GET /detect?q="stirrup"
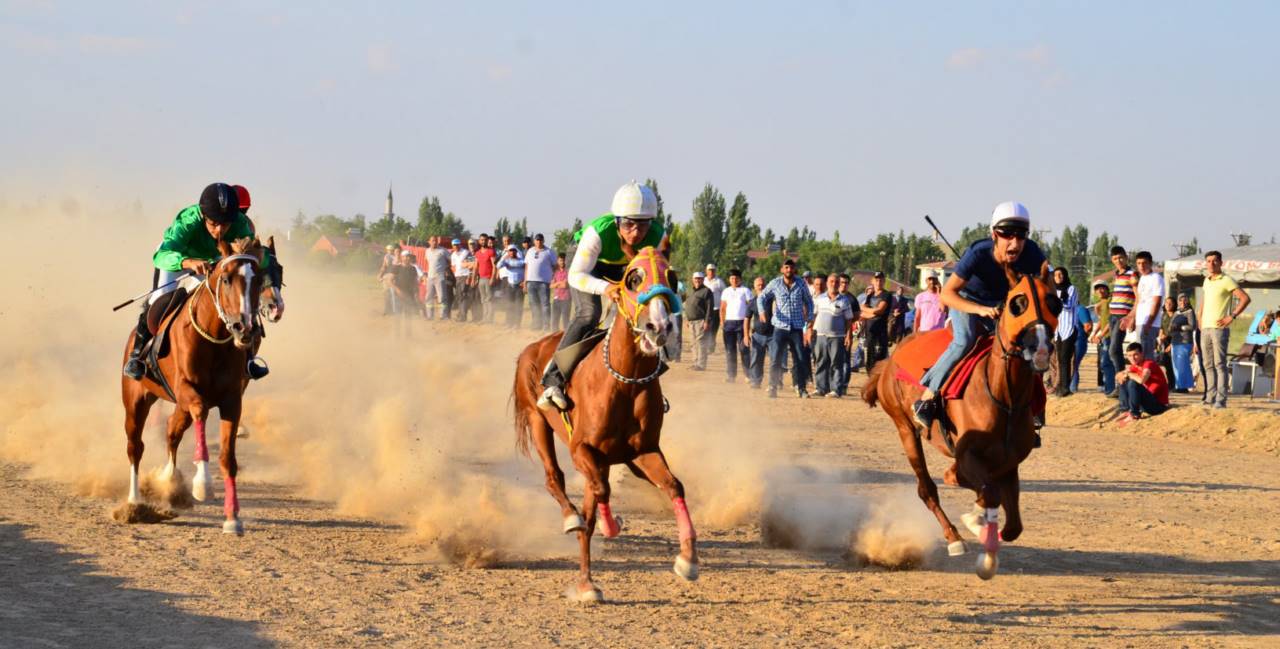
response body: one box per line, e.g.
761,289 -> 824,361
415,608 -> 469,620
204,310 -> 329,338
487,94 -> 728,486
247,356 -> 270,380
912,397 -> 938,429
537,385 -> 568,411
123,355 -> 145,381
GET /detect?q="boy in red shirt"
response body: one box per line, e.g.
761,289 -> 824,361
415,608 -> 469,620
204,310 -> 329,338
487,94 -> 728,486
1116,342 -> 1169,423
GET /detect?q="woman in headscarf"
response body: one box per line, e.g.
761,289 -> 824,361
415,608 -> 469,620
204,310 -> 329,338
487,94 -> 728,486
1052,266 -> 1079,397
1168,293 -> 1198,392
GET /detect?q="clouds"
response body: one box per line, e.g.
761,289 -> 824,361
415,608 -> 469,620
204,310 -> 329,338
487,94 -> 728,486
78,34 -> 147,55
367,44 -> 397,74
945,44 -> 1065,87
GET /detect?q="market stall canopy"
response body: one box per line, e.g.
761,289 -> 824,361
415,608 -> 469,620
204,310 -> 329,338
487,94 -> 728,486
1164,243 -> 1280,288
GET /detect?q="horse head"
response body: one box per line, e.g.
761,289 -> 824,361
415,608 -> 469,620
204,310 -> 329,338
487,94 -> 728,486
258,235 -> 285,323
997,271 -> 1062,372
615,246 -> 682,356
210,237 -> 266,350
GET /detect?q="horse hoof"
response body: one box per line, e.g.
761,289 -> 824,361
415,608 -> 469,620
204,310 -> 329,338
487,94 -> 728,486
222,518 -> 244,536
674,555 -> 699,582
562,513 -> 585,534
947,540 -> 967,557
975,551 -> 999,580
565,584 -> 604,603
961,510 -> 985,538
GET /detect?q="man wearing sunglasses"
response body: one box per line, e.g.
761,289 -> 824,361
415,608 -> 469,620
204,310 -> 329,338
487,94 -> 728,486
537,181 -> 670,410
913,201 -> 1049,430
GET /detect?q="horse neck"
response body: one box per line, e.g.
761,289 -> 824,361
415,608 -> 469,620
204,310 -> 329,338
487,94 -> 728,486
189,276 -> 229,341
987,326 -> 1031,405
603,308 -> 657,377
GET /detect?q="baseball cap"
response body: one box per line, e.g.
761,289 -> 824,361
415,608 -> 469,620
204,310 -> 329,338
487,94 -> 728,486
451,238 -> 462,245
705,263 -> 716,270
506,244 -> 518,251
400,249 -> 412,256
692,271 -> 705,279
873,271 -> 886,279
534,233 -> 544,241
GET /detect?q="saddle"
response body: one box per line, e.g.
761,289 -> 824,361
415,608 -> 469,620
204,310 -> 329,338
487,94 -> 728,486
139,288 -> 189,401
893,328 -> 993,400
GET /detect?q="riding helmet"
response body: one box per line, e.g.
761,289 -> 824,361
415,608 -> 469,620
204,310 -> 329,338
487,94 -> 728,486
233,184 -> 252,213
990,201 -> 1031,231
199,182 -> 240,224
611,181 -> 658,220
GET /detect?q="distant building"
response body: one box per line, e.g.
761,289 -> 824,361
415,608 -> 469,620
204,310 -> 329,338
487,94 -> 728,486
915,260 -> 956,290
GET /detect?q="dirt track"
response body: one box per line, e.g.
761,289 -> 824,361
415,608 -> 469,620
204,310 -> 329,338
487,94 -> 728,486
2,318 -> 1278,648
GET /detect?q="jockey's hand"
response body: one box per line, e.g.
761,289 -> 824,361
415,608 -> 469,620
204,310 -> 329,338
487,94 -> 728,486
605,283 -> 623,302
181,258 -> 213,276
976,305 -> 999,319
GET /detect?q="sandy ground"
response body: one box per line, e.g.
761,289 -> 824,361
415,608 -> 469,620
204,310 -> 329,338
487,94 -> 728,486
2,316 -> 1279,648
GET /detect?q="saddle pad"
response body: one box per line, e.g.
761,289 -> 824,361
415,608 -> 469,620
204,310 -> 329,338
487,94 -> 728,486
893,330 -> 994,400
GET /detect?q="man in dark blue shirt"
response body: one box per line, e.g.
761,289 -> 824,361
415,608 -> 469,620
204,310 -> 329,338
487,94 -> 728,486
914,201 -> 1050,429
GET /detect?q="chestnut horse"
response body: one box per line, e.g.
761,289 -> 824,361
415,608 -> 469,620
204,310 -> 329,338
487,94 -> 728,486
513,247 -> 697,602
863,271 -> 1060,578
120,237 -> 268,535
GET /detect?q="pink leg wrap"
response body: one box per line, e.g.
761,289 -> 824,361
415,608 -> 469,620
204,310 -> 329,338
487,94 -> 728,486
981,522 -> 1000,553
673,497 -> 696,543
193,420 -> 209,462
224,476 -> 239,518
597,503 -> 620,538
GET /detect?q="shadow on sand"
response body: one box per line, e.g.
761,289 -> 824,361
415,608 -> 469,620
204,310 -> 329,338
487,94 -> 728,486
0,519 -> 272,648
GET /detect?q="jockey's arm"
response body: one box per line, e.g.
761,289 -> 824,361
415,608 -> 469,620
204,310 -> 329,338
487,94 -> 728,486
938,274 -> 997,318
567,226 -> 610,296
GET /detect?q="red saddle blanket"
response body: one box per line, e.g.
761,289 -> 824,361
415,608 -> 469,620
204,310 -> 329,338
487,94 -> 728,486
893,328 -> 993,400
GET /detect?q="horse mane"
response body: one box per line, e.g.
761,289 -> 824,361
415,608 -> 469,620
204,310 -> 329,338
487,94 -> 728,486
230,237 -> 258,256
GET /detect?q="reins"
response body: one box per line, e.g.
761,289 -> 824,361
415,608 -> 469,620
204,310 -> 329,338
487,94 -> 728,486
187,253 -> 263,346
982,275 -> 1050,451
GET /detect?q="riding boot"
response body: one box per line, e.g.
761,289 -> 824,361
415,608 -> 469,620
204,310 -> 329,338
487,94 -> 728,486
537,361 -> 569,411
123,312 -> 151,380
912,395 -> 940,430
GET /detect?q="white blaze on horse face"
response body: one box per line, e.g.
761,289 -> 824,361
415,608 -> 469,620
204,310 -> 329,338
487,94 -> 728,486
644,297 -> 671,353
269,286 -> 284,321
1030,324 -> 1052,371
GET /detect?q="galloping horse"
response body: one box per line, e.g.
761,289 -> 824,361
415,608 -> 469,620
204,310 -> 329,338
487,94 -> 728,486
512,247 -> 697,602
120,237 -> 268,535
863,269 -> 1060,578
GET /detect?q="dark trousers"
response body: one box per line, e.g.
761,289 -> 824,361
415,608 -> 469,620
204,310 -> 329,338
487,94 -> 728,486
1108,315 -> 1127,388
1055,331 -> 1076,396
722,320 -> 749,380
770,329 -> 807,391
552,298 -> 571,331
1118,379 -> 1167,417
864,329 -> 889,373
707,310 -> 720,352
748,331 -> 771,386
813,335 -> 846,395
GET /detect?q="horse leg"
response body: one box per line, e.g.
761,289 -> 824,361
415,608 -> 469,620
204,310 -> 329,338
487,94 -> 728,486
530,414 -> 583,533
567,444 -> 605,602
956,452 -> 1002,579
889,410 -> 964,556
218,402 -> 244,536
630,450 -> 699,581
123,393 -> 155,505
997,468 -> 1023,543
162,408 -> 193,481
594,464 -> 622,538
190,410 -> 215,502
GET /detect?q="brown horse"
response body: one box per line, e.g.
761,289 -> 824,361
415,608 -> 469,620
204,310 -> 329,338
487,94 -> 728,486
120,237 -> 267,535
512,247 -> 697,602
863,271 -> 1060,578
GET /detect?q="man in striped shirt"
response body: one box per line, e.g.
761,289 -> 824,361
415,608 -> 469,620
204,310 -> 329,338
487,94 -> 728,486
1106,245 -> 1137,397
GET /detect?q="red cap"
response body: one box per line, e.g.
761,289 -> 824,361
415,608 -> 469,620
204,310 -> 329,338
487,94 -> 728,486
232,185 -> 251,211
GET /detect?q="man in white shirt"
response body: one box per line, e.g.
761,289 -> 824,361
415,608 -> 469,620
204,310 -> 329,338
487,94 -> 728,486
1133,250 -> 1165,356
718,268 -> 754,383
703,263 -> 726,353
450,238 -> 477,322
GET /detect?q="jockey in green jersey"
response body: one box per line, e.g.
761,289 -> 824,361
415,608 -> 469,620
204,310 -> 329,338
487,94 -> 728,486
538,181 -> 670,410
123,182 -> 260,380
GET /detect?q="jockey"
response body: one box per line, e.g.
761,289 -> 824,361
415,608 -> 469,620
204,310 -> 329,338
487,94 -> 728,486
123,182 -> 259,380
912,201 -> 1050,429
537,181 -> 669,410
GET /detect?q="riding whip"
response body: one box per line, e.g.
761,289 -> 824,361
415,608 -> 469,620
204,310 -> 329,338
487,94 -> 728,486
111,271 -> 192,311
924,215 -> 962,260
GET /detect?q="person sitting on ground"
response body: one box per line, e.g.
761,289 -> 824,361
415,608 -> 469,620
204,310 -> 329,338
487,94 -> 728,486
913,201 -> 1049,429
1115,341 -> 1170,423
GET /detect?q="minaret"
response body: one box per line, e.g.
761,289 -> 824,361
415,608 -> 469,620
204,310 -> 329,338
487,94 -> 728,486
384,183 -> 394,219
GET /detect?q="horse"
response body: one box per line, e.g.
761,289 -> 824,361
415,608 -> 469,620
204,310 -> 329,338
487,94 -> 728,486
119,237 -> 268,535
862,270 -> 1061,579
512,247 -> 697,602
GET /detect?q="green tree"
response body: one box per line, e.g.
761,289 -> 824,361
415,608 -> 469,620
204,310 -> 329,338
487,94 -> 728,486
720,192 -> 754,271
643,178 -> 669,231
679,183 -> 726,273
553,217 -> 584,255
954,221 -> 991,255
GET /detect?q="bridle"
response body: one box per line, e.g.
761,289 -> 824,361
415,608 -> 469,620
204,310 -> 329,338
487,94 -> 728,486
603,249 -> 683,385
189,253 -> 262,345
983,274 -> 1056,450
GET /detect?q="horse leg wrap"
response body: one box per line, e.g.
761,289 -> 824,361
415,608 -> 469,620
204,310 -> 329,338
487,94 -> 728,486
597,503 -> 620,538
673,497 -> 696,543
981,508 -> 1000,553
193,420 -> 209,463
224,477 -> 240,518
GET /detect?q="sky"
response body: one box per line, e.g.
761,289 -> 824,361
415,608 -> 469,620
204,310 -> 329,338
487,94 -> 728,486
2,0 -> 1277,254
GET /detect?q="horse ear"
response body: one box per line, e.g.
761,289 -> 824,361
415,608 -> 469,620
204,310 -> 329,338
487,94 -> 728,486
266,235 -> 276,252
217,238 -> 233,258
1002,263 -> 1020,291
667,268 -> 679,290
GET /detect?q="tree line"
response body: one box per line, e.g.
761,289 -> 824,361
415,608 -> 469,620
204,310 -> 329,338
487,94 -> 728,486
286,184 -> 1126,293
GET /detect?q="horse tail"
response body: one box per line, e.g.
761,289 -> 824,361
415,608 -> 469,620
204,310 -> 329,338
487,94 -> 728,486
862,360 -> 886,408
512,347 -> 538,458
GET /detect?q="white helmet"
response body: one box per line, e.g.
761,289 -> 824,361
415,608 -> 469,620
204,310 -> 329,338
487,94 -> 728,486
611,181 -> 658,220
990,201 -> 1031,230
